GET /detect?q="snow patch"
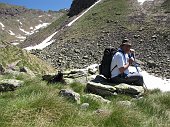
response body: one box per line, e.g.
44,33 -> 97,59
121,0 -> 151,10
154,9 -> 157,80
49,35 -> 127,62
19,27 -> 30,35
12,42 -> 19,45
39,15 -> 43,17
24,31 -> 58,50
34,23 -> 50,31
30,27 -> 33,30
66,0 -> 102,27
138,0 -> 154,5
8,30 -> 15,35
16,35 -> 26,40
129,66 -> 170,92
0,22 -> 5,30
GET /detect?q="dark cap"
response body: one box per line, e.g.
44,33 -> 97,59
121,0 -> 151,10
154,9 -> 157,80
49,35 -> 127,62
120,39 -> 132,47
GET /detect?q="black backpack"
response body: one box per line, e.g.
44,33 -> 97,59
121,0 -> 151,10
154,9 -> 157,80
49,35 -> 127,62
99,48 -> 117,79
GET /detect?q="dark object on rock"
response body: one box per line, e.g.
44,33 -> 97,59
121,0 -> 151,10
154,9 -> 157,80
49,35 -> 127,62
59,89 -> 80,104
0,64 -> 5,75
20,67 -> 35,77
42,71 -> 66,84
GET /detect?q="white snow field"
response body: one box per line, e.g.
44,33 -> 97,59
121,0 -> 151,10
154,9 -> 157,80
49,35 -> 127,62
24,31 -> 58,50
129,66 -> 170,92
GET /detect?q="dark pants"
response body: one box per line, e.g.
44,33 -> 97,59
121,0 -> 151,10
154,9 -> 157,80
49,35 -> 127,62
111,72 -> 144,86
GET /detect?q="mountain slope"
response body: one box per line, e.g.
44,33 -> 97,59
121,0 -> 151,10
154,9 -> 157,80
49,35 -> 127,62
0,3 -> 66,45
0,41 -> 55,74
23,0 -> 170,78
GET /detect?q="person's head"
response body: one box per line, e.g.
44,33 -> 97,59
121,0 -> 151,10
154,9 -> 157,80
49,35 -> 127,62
120,39 -> 132,53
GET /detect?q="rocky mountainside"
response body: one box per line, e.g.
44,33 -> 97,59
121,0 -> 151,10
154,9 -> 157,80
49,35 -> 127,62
0,3 -> 66,45
20,0 -> 169,78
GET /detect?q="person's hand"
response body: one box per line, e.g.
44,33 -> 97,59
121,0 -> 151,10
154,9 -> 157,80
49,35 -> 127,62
129,58 -> 134,65
130,49 -> 135,54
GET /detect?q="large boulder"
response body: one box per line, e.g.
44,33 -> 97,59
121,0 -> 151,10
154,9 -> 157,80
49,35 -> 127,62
0,79 -> 24,91
114,83 -> 145,95
59,89 -> 81,104
84,94 -> 111,104
86,81 -> 145,97
86,81 -> 117,96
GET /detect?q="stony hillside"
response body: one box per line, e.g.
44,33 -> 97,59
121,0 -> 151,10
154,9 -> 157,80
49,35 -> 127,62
21,0 -> 169,79
0,3 -> 66,45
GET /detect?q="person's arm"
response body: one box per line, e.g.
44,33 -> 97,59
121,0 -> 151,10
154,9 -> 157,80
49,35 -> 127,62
118,57 -> 134,74
119,63 -> 130,74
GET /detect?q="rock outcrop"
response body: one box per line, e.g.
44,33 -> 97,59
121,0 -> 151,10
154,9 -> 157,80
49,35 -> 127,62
0,79 -> 24,91
68,0 -> 97,17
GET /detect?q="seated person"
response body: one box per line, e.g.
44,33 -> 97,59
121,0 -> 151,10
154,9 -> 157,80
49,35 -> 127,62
110,39 -> 144,86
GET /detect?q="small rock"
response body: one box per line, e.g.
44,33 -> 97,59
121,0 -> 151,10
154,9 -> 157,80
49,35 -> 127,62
84,94 -> 111,104
117,101 -> 132,107
88,68 -> 97,75
59,89 -> 80,104
94,109 -> 111,117
80,103 -> 89,110
0,79 -> 24,91
152,35 -> 157,39
83,56 -> 88,59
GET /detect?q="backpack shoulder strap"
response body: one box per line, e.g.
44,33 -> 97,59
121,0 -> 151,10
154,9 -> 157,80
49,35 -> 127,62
110,50 -> 126,73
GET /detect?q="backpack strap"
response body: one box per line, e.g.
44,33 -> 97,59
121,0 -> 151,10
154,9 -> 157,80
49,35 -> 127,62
110,49 -> 126,73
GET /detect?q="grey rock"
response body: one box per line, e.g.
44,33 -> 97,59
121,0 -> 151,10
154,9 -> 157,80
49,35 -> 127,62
59,89 -> 80,104
0,79 -> 24,91
64,69 -> 87,79
7,60 -> 20,71
152,35 -> 157,39
88,68 -> 97,75
114,83 -> 145,95
116,101 -> 132,107
84,94 -> 111,104
80,103 -> 89,110
83,55 -> 88,59
86,81 -> 117,96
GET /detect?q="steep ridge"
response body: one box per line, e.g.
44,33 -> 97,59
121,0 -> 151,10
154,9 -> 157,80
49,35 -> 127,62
0,3 -> 66,45
24,0 -> 169,78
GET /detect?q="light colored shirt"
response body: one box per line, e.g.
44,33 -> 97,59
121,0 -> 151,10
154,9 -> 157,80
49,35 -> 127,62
110,50 -> 130,78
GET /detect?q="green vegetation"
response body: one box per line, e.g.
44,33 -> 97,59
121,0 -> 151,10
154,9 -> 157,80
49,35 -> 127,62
0,71 -> 169,127
0,41 -> 55,74
60,0 -> 129,41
